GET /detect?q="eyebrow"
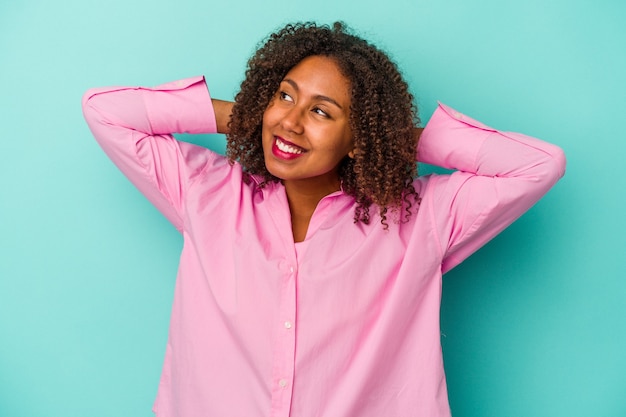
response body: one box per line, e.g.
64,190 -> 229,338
282,78 -> 344,110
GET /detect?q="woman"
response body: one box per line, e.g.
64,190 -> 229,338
83,22 -> 565,417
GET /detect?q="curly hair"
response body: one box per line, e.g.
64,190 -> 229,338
227,21 -> 420,227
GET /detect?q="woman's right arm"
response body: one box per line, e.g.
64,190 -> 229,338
82,76 -> 221,231
212,99 -> 234,134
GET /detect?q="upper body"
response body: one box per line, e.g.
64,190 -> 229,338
82,23 -> 565,417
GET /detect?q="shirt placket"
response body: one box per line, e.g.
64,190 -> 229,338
269,259 -> 298,417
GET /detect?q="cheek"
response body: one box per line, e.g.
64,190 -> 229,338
334,127 -> 354,155
262,102 -> 280,126
261,112 -> 274,143
261,111 -> 270,131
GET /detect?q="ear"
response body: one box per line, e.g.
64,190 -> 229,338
348,148 -> 357,159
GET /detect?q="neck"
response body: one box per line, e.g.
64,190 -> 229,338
284,177 -> 341,210
284,177 -> 341,242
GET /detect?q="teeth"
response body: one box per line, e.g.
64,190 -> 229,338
276,138 -> 303,154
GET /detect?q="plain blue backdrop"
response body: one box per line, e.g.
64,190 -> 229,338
1,0 -> 625,416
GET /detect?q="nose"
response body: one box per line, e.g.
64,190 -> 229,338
280,106 -> 305,135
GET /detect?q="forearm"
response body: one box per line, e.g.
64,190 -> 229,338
82,76 -> 217,140
418,103 -> 565,181
212,99 -> 234,134
413,127 -> 424,144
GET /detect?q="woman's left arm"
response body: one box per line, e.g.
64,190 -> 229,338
417,103 -> 566,273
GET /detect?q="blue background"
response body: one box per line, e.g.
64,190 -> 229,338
1,0 -> 625,416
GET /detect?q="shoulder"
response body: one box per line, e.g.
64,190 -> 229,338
188,150 -> 274,198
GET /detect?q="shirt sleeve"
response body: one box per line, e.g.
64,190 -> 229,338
417,102 -> 566,273
82,76 -> 218,232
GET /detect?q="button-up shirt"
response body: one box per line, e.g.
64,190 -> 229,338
82,76 -> 565,417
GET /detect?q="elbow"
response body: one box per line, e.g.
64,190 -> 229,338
82,89 -> 94,109
556,146 -> 567,177
534,145 -> 566,192
81,89 -> 99,123
548,145 -> 567,181
81,88 -> 111,148
82,88 -> 113,131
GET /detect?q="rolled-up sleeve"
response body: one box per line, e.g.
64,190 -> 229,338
418,103 -> 566,273
82,76 -> 218,231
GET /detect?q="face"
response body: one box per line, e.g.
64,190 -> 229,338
262,55 -> 354,189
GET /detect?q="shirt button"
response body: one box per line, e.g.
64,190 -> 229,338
289,266 -> 295,273
279,379 -> 288,388
284,321 -> 293,329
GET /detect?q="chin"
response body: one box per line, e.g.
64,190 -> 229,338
263,160 -> 285,181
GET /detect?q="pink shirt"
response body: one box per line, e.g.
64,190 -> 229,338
82,76 -> 565,417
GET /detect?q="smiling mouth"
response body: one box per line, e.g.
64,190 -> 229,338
275,137 -> 305,155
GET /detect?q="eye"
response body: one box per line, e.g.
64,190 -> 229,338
279,91 -> 293,102
312,107 -> 329,118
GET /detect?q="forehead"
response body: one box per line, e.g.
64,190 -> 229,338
283,55 -> 351,103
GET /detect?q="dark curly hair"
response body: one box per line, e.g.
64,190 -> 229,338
227,21 -> 420,226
